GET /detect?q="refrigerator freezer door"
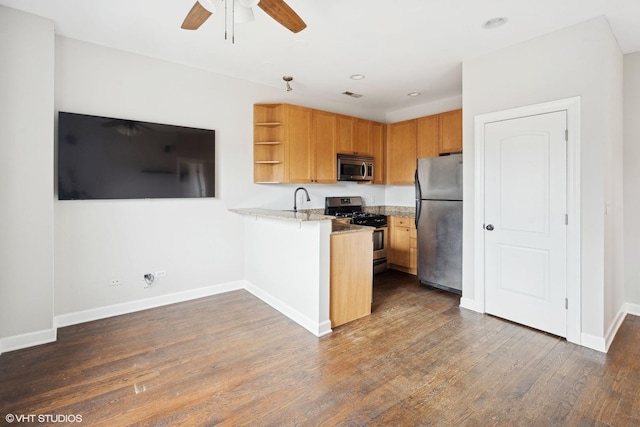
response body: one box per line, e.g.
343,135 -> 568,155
416,154 -> 463,201
417,200 -> 463,294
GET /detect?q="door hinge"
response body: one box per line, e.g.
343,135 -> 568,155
565,214 -> 568,225
565,129 -> 568,142
565,298 -> 568,309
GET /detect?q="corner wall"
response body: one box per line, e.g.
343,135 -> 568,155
0,6 -> 55,351
624,52 -> 640,310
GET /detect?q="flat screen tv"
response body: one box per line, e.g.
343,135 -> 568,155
57,112 -> 215,200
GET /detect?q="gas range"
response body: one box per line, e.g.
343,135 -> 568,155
324,196 -> 387,228
325,196 -> 388,274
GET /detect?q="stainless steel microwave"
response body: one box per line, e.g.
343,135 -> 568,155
337,154 -> 374,182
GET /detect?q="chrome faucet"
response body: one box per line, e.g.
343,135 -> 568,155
293,187 -> 310,212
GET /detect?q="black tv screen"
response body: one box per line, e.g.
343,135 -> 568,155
57,112 -> 215,200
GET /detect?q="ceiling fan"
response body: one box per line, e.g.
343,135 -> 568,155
181,0 -> 307,33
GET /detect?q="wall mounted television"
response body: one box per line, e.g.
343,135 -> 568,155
57,112 -> 215,200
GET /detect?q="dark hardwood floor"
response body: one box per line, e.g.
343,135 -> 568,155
1,270 -> 639,426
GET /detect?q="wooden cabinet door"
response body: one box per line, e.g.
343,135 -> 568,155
439,109 -> 462,154
417,114 -> 439,159
336,114 -> 354,154
388,216 -> 417,274
386,119 -> 417,184
389,225 -> 411,267
354,119 -> 372,155
371,122 -> 385,184
286,105 -> 313,183
312,109 -> 337,183
330,231 -> 373,327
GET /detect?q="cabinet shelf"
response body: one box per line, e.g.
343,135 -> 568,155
254,141 -> 282,145
255,160 -> 282,164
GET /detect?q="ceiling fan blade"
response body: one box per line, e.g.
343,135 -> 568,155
257,0 -> 306,33
181,1 -> 213,30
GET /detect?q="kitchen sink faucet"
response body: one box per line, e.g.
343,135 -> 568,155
293,187 -> 310,212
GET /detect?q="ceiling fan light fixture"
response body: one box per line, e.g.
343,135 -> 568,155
198,0 -> 217,13
234,1 -> 255,23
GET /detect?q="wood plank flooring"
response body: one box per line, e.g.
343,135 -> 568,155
1,270 -> 639,426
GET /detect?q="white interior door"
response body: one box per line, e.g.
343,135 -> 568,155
484,111 -> 567,337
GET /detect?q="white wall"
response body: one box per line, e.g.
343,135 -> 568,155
624,52 -> 640,308
462,17 -> 624,344
0,7 -> 55,351
243,216 -> 331,336
53,37 -> 389,319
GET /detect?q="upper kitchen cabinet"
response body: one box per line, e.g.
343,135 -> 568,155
438,109 -> 462,154
336,116 -> 375,156
336,114 -> 355,154
385,109 -> 462,185
353,119 -> 373,155
311,109 -> 337,183
254,103 -> 312,183
253,103 -> 384,184
371,122 -> 385,184
417,114 -> 439,159
386,119 -> 417,185
254,103 -> 286,183
286,104 -> 314,183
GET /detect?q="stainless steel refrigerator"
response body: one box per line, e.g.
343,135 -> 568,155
415,154 -> 463,295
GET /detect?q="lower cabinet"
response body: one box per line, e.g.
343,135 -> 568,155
330,230 -> 373,327
388,216 -> 417,275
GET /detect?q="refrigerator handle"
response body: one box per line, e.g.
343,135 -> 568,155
415,169 -> 421,229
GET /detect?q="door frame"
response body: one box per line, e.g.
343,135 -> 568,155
473,97 -> 581,345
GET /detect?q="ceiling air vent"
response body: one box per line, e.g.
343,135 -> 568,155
342,91 -> 363,98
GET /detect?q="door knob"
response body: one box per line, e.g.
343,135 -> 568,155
485,224 -> 494,231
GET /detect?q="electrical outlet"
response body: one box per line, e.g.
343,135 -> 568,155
108,279 -> 123,286
155,270 -> 167,278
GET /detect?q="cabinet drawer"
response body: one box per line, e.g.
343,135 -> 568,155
391,216 -> 415,228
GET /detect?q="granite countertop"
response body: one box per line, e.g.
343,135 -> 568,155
365,206 -> 415,218
230,208 -> 334,222
331,221 -> 374,235
230,205 -> 415,222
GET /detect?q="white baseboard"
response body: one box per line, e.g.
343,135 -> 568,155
0,328 -> 57,354
581,304 -> 629,354
626,302 -> 640,317
580,332 -> 607,353
244,282 -> 330,337
604,305 -> 628,352
459,297 -> 484,313
55,281 -> 245,328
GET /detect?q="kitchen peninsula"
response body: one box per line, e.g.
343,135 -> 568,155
231,208 -> 374,336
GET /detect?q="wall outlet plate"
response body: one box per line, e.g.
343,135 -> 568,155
155,270 -> 167,278
108,279 -> 123,286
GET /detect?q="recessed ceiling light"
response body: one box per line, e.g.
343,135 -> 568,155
350,74 -> 365,80
407,92 -> 421,97
482,17 -> 508,29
